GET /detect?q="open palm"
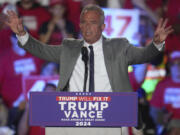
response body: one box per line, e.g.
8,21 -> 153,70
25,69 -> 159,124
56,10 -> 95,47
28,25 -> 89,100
5,10 -> 26,36
153,18 -> 174,44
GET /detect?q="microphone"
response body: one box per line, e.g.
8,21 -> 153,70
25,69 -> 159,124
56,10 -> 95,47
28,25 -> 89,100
81,47 -> 89,92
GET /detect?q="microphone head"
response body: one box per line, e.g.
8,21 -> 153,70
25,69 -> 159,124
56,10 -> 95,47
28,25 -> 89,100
81,47 -> 88,62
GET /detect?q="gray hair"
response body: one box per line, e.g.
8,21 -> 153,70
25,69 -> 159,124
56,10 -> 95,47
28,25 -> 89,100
80,4 -> 105,24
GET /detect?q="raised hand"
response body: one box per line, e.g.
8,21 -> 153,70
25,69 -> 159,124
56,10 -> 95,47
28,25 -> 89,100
5,10 -> 26,36
153,18 -> 174,44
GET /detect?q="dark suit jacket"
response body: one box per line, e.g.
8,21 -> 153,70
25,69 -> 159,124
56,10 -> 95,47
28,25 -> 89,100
19,35 -> 162,92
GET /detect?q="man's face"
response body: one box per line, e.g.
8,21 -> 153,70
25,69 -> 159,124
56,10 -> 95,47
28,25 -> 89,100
80,10 -> 105,44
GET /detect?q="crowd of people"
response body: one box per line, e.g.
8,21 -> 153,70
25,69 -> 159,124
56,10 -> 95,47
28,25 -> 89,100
0,0 -> 179,135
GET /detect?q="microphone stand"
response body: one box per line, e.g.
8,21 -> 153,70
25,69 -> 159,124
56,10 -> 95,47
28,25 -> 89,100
81,47 -> 89,92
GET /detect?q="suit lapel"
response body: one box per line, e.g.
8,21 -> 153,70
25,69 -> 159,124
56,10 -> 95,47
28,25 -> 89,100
68,41 -> 83,73
60,40 -> 83,90
102,37 -> 114,90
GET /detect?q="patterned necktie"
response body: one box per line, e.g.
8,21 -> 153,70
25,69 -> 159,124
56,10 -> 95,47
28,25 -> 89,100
89,45 -> 94,92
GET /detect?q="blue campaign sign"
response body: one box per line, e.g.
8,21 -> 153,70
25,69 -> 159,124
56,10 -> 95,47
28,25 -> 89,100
29,92 -> 138,127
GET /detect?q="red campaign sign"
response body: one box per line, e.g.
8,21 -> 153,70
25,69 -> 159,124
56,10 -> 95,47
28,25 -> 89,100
22,75 -> 59,99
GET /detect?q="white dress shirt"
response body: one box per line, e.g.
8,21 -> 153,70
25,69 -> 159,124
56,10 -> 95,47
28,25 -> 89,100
69,36 -> 112,92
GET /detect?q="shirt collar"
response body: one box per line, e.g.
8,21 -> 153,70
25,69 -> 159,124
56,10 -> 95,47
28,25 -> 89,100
84,36 -> 103,51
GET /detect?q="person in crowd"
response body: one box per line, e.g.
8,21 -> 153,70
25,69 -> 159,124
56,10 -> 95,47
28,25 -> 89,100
141,51 -> 166,100
16,0 -> 51,39
16,61 -> 58,135
163,0 -> 180,54
39,0 -> 77,45
0,96 -> 8,127
5,3 -> 173,135
66,0 -> 82,33
0,33 -> 43,134
150,51 -> 180,135
128,64 -> 147,91
0,33 -> 43,108
40,62 -> 59,76
137,88 -> 156,135
0,3 -> 44,134
11,61 -> 59,135
17,83 -> 56,135
43,82 -> 57,92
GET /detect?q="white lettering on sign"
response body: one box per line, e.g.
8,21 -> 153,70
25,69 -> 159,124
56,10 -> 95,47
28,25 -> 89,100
14,58 -> 36,75
164,88 -> 180,108
22,16 -> 37,30
58,102 -> 109,119
59,102 -> 108,111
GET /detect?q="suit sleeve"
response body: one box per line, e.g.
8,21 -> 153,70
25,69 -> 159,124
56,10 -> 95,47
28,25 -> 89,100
123,39 -> 163,65
18,35 -> 63,64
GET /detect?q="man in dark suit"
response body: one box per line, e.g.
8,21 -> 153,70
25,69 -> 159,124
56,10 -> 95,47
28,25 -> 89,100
6,4 -> 173,135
